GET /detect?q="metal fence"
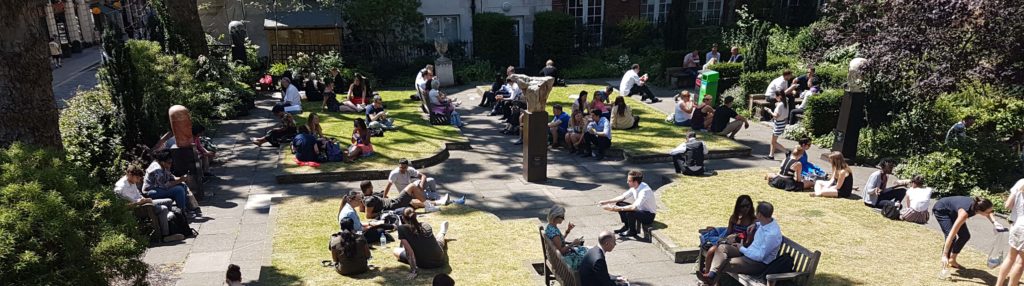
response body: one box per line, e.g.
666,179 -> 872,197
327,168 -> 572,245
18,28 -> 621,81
270,44 -> 341,63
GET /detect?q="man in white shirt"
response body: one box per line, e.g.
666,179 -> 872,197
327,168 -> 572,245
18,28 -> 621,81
599,170 -> 658,238
705,44 -> 721,64
701,201 -> 783,284
414,64 -> 434,96
619,64 -> 661,103
727,46 -> 743,63
683,50 -> 701,70
762,70 -> 795,119
280,77 -> 302,114
384,158 -> 440,200
669,132 -> 708,175
114,165 -> 183,242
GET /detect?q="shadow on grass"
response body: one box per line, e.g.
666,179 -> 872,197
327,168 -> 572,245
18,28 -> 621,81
810,273 -> 864,285
257,265 -> 302,286
953,267 -> 997,285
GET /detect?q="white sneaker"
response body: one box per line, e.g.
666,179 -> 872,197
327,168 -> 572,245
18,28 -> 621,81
435,193 -> 451,205
439,221 -> 450,237
424,202 -> 440,213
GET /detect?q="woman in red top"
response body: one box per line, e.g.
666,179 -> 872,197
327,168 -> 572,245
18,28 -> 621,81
344,119 -> 374,162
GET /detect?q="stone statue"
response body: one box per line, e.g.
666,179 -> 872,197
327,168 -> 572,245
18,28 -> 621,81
847,57 -> 868,93
229,20 -> 247,63
434,36 -> 449,59
510,74 -> 555,113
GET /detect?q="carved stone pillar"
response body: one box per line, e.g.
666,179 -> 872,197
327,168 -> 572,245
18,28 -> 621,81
510,74 -> 555,182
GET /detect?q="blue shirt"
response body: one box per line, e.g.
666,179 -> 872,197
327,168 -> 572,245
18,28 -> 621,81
292,133 -> 318,162
338,203 -> 362,233
587,117 -> 612,140
740,219 -> 783,264
551,112 -> 570,132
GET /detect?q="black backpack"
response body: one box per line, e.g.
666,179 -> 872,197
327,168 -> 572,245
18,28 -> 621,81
878,200 -> 901,220
168,209 -> 198,238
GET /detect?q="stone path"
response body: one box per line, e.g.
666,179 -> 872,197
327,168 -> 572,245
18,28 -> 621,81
50,46 -> 100,108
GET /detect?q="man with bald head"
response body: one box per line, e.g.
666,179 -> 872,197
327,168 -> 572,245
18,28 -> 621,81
580,231 -> 628,285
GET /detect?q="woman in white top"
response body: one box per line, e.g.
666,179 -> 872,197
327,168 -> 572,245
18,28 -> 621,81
762,92 -> 789,160
672,91 -> 695,126
996,178 -> 1024,286
898,175 -> 933,224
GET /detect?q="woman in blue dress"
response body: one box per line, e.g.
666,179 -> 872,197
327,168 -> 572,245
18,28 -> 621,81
545,205 -> 588,270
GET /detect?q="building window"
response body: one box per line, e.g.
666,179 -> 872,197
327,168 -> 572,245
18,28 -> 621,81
640,0 -> 673,24
424,15 -> 460,42
567,0 -> 603,44
688,0 -> 721,26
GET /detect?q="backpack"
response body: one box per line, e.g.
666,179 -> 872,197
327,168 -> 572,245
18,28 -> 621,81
168,209 -> 198,238
325,140 -> 344,162
879,200 -> 901,220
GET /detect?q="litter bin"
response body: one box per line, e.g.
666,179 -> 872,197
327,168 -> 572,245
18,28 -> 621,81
698,70 -> 720,106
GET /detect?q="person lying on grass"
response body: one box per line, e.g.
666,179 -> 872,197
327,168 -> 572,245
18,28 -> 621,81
394,208 -> 451,279
358,180 -> 449,220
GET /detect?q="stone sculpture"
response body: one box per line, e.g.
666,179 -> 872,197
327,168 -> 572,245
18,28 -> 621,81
229,20 -> 247,64
509,74 -> 554,113
848,57 -> 868,93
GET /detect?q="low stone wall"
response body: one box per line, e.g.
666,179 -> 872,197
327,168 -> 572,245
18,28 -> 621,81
275,141 -> 471,184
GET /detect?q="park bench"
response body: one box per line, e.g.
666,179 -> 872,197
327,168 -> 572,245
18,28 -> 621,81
417,90 -> 450,125
665,67 -> 696,88
748,94 -> 803,122
728,236 -> 821,286
539,226 -> 580,286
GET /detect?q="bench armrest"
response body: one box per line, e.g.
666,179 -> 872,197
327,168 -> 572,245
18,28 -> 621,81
766,272 -> 807,283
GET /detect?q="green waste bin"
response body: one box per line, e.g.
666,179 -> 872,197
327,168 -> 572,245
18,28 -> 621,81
698,70 -> 720,106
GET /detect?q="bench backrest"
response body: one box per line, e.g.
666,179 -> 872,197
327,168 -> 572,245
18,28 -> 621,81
779,236 -> 822,285
539,226 -> 579,286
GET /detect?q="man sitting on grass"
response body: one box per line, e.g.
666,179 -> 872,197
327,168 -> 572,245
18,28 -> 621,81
599,170 -> 658,238
669,131 -> 708,176
385,158 -> 441,200
580,111 -> 612,160
361,180 -> 449,219
547,104 -> 570,148
700,201 -> 783,285
366,95 -> 397,130
394,208 -> 451,279
252,104 -> 297,147
709,96 -> 749,139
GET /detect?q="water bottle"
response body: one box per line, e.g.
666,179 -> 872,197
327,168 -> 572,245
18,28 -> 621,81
379,232 -> 387,247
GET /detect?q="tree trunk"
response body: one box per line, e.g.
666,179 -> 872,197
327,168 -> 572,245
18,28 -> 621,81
0,0 -> 63,149
153,0 -> 208,57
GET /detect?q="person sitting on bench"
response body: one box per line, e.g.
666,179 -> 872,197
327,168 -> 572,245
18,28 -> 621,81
580,231 -> 628,286
610,96 -> 639,130
479,74 -> 505,108
426,79 -> 465,127
491,77 -> 523,117
114,164 -> 184,242
700,201 -> 783,285
545,205 -> 588,270
252,104 -> 297,147
700,195 -> 756,274
599,170 -> 658,238
394,208 -> 451,278
669,131 -> 708,175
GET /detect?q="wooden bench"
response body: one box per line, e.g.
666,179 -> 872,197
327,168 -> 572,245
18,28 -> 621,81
539,226 -> 580,286
666,67 -> 696,88
418,90 -> 450,125
727,236 -> 821,286
748,94 -> 803,122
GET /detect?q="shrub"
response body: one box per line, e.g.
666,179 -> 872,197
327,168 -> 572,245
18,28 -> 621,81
0,143 -> 148,284
562,56 -> 621,79
684,26 -> 723,52
473,13 -> 516,66
708,62 -> 743,79
810,63 -> 848,90
896,144 -> 1018,197
722,86 -> 750,118
59,89 -> 125,184
803,89 -> 843,136
533,11 -> 573,65
766,56 -> 797,71
662,50 -> 687,68
456,59 -> 495,83
738,70 -> 778,96
612,17 -> 653,51
269,62 -> 289,76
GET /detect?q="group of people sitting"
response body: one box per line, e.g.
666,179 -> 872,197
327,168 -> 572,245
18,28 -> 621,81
543,170 -> 660,285
683,43 -> 744,78
330,158 -> 459,280
669,91 -> 751,140
416,65 -> 466,128
112,148 -> 205,243
696,196 -> 782,286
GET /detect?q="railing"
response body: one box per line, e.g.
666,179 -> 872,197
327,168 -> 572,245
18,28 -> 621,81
270,44 -> 341,63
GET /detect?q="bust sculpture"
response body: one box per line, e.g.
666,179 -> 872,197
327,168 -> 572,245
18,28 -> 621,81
509,74 -> 554,113
848,57 -> 868,93
228,21 -> 247,63
434,36 -> 449,60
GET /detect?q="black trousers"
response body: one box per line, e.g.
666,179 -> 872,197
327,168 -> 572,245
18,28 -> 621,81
582,133 -> 611,156
789,108 -> 805,124
616,201 -> 656,233
480,91 -> 498,107
935,209 -> 970,255
870,187 -> 908,208
672,154 -> 705,175
627,84 -> 657,102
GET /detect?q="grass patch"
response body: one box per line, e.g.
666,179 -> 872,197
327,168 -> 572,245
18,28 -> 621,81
281,90 -> 464,173
535,84 -> 747,155
658,169 -> 998,285
265,196 -> 542,285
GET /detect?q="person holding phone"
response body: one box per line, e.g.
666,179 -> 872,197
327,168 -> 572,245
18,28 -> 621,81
546,205 -> 589,270
142,150 -> 199,218
580,111 -> 613,160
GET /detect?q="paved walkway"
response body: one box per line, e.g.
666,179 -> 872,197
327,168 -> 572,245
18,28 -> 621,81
51,46 -> 101,109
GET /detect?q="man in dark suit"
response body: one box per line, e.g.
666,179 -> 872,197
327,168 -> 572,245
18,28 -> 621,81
580,231 -> 627,286
728,46 -> 744,63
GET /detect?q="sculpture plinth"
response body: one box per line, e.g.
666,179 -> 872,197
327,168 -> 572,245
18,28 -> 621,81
829,58 -> 869,162
510,75 -> 555,182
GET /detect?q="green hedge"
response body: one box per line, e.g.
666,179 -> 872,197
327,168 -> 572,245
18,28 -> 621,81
813,64 -> 848,90
473,13 -> 516,66
708,62 -> 743,79
455,59 -> 495,83
766,56 -> 797,71
533,11 -> 574,65
59,89 -> 125,183
803,89 -> 843,136
738,70 -> 778,96
0,143 -> 148,284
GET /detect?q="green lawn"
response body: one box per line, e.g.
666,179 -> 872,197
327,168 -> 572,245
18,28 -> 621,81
658,169 -> 998,285
263,197 -> 542,285
281,90 -> 464,173
541,84 -> 747,155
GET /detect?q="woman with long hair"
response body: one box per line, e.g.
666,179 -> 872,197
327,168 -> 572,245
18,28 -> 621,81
610,96 -> 638,130
393,208 -> 450,278
347,75 -> 368,107
545,205 -> 589,270
935,196 -> 1000,269
811,152 -> 854,198
564,111 -> 587,154
762,91 -> 790,160
330,217 -> 371,275
344,119 -> 374,162
572,91 -> 589,117
306,113 -> 324,138
590,91 -> 610,119
700,195 -> 757,274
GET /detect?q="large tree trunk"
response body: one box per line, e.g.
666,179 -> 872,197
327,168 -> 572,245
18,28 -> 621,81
0,0 -> 63,149
152,0 -> 208,57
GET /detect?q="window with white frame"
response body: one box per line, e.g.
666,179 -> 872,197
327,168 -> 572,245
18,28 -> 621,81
688,0 -> 722,26
640,0 -> 673,24
567,0 -> 604,44
424,15 -> 460,42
